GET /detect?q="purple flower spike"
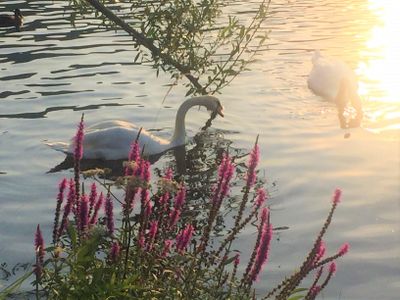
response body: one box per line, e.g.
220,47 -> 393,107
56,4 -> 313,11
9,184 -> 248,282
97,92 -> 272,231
144,201 -> 152,218
338,243 -> 350,256
234,254 -> 240,266
176,224 -> 194,254
104,192 -> 114,235
168,187 -> 186,228
246,143 -> 260,188
250,210 -> 273,282
126,141 -> 140,175
147,221 -> 159,251
53,178 -> 67,244
254,188 -> 267,207
79,195 -> 89,233
329,262 -> 337,275
314,240 -> 326,265
74,115 -> 85,161
169,209 -> 181,228
128,140 -> 140,162
90,192 -> 104,226
333,188 -> 342,204
174,187 -> 186,209
34,225 -> 45,278
88,183 -> 97,216
213,154 -> 235,205
58,179 -> 75,237
220,162 -> 234,200
162,240 -> 173,257
165,168 -> 173,180
110,241 -> 120,263
310,286 -> 321,298
141,160 -> 151,183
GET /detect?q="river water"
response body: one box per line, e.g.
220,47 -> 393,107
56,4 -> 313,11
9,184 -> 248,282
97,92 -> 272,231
0,0 -> 399,299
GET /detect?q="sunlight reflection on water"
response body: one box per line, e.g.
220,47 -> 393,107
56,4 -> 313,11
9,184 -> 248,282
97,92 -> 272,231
357,0 -> 400,131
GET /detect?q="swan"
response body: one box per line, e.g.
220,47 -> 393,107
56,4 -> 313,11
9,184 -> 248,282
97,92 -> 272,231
0,9 -> 23,31
47,95 -> 224,160
307,50 -> 363,128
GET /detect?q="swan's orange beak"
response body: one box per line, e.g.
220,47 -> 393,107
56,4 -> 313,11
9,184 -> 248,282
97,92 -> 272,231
217,105 -> 224,117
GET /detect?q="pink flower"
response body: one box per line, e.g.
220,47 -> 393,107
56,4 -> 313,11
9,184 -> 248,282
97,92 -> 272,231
169,209 -> 181,228
254,188 -> 267,207
174,187 -> 186,209
110,241 -> 120,263
162,240 -> 173,257
260,207 -> 269,224
333,188 -> 342,204
147,221 -> 159,251
212,154 -> 235,205
128,140 -> 140,162
314,240 -> 326,265
79,194 -> 89,233
309,285 -> 321,298
90,192 -> 104,226
338,243 -> 350,256
88,183 -> 97,216
104,193 -> 114,235
141,160 -> 151,182
234,254 -> 240,266
58,179 -> 75,236
249,209 -> 273,282
220,162 -> 234,199
169,187 -> 186,228
34,225 -> 45,277
176,224 -> 194,253
144,201 -> 152,218
329,262 -> 337,275
138,233 -> 145,249
246,143 -> 260,188
53,178 -> 67,244
74,114 -> 85,161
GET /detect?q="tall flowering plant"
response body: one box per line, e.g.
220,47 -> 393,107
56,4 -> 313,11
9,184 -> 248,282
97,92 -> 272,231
0,116 -> 349,300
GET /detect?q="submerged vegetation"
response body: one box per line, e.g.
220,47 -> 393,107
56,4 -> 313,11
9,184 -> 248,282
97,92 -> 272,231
0,117 -> 349,299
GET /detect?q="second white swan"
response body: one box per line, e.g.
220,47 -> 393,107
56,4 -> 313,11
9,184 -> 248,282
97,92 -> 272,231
307,50 -> 363,128
47,95 -> 224,160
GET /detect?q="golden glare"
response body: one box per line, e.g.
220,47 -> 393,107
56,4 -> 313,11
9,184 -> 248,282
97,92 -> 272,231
357,1 -> 400,104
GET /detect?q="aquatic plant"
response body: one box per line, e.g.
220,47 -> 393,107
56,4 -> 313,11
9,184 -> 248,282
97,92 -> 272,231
0,117 -> 349,299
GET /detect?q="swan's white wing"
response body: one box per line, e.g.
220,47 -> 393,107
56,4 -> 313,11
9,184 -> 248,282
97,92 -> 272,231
81,126 -> 138,160
86,120 -> 138,132
45,141 -> 70,154
308,55 -> 346,100
80,125 -> 171,159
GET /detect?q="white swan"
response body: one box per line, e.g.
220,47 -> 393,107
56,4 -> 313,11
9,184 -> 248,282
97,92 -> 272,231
47,95 -> 224,160
307,50 -> 363,128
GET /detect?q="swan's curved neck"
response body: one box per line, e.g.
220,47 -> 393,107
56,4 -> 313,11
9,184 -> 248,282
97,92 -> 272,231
170,96 -> 212,146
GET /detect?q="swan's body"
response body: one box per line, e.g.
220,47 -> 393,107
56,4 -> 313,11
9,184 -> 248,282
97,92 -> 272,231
307,50 -> 363,128
47,96 -> 224,160
0,9 -> 23,31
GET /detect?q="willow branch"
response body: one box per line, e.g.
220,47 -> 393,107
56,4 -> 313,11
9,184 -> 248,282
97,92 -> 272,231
85,0 -> 207,95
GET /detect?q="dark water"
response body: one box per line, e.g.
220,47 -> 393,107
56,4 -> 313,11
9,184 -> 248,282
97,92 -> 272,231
1,0 -> 399,298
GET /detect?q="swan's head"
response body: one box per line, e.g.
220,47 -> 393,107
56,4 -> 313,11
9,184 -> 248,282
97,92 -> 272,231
203,95 -> 224,117
14,9 -> 23,19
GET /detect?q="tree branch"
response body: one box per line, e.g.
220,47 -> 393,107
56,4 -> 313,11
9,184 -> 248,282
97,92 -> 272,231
85,0 -> 207,95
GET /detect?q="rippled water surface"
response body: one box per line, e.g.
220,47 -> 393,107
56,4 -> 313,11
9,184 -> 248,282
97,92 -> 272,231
1,0 -> 399,299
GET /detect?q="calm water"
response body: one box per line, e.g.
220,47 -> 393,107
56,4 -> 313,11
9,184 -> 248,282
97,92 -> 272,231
1,0 -> 399,299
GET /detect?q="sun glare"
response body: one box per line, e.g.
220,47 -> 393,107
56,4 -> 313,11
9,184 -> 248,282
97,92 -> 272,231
357,1 -> 400,104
